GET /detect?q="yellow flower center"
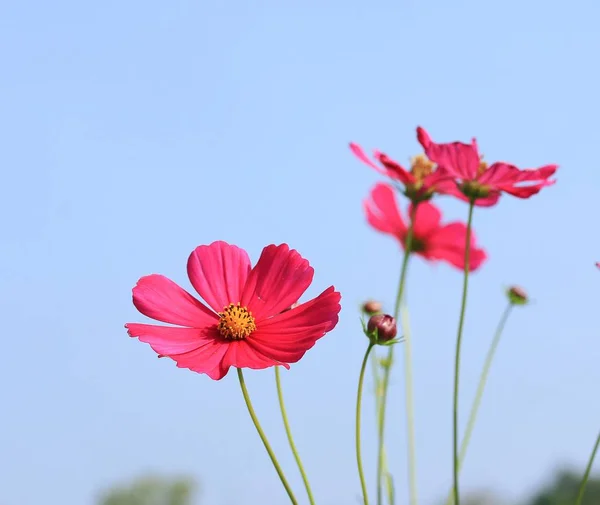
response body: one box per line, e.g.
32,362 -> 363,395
477,160 -> 488,176
217,303 -> 257,340
410,154 -> 434,181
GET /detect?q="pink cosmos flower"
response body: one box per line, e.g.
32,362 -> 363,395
364,183 -> 487,271
416,127 -> 558,207
126,241 -> 341,380
349,142 -> 455,202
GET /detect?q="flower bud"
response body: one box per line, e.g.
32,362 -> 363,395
362,300 -> 383,316
367,314 -> 397,342
507,286 -> 528,306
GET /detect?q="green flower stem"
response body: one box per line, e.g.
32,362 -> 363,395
452,201 -> 475,505
445,302 -> 513,505
372,354 -> 395,505
237,368 -> 299,505
384,471 -> 395,505
399,294 -> 416,505
575,430 -> 600,505
377,207 -> 417,505
357,343 -> 376,505
274,366 -> 316,505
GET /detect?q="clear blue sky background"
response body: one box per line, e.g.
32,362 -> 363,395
1,1 -> 599,504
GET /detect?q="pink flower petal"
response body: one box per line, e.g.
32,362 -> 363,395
376,153 -> 414,186
126,323 -> 218,355
349,142 -> 388,175
426,223 -> 487,271
364,183 -> 407,239
349,142 -> 416,186
514,164 -> 558,183
410,201 -> 442,238
241,244 -> 314,321
187,241 -> 251,312
168,339 -> 231,380
132,274 -> 218,327
250,286 -> 341,362
477,162 -> 519,184
497,181 -> 555,198
417,126 -> 481,179
180,339 -> 292,380
423,171 -> 456,193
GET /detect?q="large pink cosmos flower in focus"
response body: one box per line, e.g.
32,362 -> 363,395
364,183 -> 487,271
417,127 -> 558,207
126,241 -> 341,380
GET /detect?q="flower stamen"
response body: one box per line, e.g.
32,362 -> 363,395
478,160 -> 488,176
218,303 -> 257,340
410,154 -> 434,181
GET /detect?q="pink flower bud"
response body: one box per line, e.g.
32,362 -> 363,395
507,286 -> 528,305
362,300 -> 383,316
367,314 -> 397,342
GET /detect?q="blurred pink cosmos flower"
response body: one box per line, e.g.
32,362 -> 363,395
126,241 -> 341,380
416,126 -> 558,207
349,141 -> 455,202
364,183 -> 487,271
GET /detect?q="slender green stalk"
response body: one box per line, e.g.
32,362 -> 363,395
445,303 -> 513,505
357,343 -> 375,505
372,353 -> 394,505
452,201 -> 475,505
399,297 -> 416,505
379,206 -> 417,505
237,368 -> 299,505
575,430 -> 600,505
384,472 -> 395,505
274,366 -> 316,505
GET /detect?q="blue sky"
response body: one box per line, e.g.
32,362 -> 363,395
1,1 -> 599,504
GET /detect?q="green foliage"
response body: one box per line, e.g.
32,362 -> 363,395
99,475 -> 196,505
525,470 -> 600,505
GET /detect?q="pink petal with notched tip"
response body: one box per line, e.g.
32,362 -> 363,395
187,241 -> 251,312
249,286 -> 341,363
132,274 -> 217,327
241,244 -> 314,321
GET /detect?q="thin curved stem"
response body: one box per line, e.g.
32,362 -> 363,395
452,201 -> 475,505
445,302 -> 513,505
357,343 -> 375,505
274,366 -> 316,505
575,430 -> 600,505
237,368 -> 299,505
